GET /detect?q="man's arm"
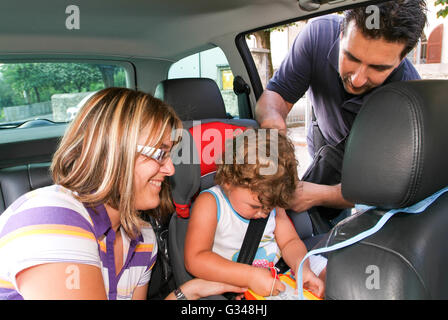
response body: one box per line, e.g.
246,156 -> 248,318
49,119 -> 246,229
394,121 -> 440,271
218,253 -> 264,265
256,90 -> 353,212
290,181 -> 353,213
255,89 -> 294,134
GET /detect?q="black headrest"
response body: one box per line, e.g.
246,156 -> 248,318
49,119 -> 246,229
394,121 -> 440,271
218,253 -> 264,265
342,80 -> 448,209
155,78 -> 227,120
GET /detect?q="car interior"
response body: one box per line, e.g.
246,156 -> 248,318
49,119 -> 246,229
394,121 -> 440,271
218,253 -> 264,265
1,0 -> 448,300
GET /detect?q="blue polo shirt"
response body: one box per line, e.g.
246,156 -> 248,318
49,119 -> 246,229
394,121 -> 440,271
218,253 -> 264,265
267,15 -> 421,155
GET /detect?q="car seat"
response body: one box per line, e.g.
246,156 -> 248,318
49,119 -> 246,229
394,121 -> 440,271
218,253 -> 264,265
324,80 -> 448,299
157,78 -> 323,293
0,163 -> 52,215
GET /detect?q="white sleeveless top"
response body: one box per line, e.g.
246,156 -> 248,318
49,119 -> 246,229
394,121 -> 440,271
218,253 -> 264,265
203,185 -> 281,268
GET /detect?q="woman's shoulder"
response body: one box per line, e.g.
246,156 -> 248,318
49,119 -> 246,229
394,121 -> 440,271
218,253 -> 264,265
1,185 -> 94,230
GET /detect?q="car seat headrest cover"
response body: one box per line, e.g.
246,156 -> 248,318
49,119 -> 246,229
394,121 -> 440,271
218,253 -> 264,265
342,80 -> 448,209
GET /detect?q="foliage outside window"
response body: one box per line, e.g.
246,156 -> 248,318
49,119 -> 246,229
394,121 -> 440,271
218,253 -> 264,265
0,62 -> 128,127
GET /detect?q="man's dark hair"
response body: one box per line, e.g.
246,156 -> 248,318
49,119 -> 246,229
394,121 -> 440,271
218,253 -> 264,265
341,0 -> 427,59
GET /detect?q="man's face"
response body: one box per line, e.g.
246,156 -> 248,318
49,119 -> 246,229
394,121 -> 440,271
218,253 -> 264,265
338,20 -> 406,95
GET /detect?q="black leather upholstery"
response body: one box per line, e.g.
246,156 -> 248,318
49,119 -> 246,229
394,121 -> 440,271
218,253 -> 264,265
325,80 -> 448,299
155,78 -> 228,120
342,80 -> 448,209
0,163 -> 52,214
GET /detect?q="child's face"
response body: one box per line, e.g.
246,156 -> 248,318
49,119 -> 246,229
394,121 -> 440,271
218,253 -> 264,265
225,185 -> 271,220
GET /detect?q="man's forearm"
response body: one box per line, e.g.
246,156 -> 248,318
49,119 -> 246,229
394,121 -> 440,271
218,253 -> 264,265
255,90 -> 293,131
318,183 -> 353,209
290,181 -> 353,212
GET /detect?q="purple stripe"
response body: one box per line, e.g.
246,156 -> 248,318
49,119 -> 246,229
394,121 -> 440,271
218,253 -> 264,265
0,206 -> 95,239
128,251 -> 153,268
0,288 -> 23,300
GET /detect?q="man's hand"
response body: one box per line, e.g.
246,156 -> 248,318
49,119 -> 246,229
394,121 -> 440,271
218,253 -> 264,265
289,181 -> 354,213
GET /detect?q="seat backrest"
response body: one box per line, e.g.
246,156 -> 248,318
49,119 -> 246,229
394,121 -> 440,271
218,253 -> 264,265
155,78 -> 228,121
325,80 -> 448,299
0,163 -> 53,215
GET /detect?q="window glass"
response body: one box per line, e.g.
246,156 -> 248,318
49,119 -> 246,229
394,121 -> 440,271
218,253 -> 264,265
0,62 -> 129,128
168,47 -> 239,117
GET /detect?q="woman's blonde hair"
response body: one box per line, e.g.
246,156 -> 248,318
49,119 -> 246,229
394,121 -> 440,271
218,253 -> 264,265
51,87 -> 182,239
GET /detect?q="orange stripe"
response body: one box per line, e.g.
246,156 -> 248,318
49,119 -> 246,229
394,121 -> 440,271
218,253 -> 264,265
0,224 -> 96,249
98,240 -> 107,253
0,278 -> 15,289
135,244 -> 154,252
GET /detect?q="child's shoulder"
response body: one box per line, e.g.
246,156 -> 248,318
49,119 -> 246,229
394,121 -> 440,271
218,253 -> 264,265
194,186 -> 220,210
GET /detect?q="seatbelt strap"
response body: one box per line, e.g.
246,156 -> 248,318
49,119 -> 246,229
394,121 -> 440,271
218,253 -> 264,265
295,185 -> 448,300
236,215 -> 269,264
223,215 -> 269,300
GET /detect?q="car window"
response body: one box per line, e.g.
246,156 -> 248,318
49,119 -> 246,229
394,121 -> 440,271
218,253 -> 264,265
246,21 -> 312,177
0,62 -> 130,129
168,47 -> 239,118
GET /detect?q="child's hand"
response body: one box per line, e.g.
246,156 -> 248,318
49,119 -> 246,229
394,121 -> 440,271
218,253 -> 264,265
302,269 -> 325,298
248,267 -> 286,296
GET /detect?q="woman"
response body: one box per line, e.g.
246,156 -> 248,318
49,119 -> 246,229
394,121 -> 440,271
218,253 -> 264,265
0,87 -> 245,300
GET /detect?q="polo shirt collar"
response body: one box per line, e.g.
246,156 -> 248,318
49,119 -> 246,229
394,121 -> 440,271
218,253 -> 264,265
85,204 -> 113,239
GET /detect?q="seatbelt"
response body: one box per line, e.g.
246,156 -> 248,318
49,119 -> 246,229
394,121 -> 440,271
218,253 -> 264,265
223,215 -> 269,299
295,185 -> 448,300
236,216 -> 269,264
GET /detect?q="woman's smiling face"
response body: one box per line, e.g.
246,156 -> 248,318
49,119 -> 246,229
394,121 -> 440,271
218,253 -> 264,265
133,126 -> 175,211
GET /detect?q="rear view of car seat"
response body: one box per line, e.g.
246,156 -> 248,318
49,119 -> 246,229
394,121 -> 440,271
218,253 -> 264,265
325,80 -> 448,299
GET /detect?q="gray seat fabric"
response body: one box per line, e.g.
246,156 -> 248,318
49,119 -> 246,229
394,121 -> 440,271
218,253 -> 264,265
325,80 -> 448,299
0,163 -> 52,215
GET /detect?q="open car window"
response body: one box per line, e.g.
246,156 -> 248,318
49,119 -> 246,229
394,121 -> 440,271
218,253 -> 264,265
0,62 -> 131,129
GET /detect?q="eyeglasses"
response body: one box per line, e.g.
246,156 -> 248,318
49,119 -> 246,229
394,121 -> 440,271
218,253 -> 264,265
137,145 -> 170,163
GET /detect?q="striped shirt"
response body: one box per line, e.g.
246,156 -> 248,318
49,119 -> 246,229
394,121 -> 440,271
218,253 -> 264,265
0,185 -> 157,300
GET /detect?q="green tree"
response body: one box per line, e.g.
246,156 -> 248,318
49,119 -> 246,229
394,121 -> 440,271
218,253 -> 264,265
53,63 -> 103,92
1,63 -> 53,103
436,0 -> 448,18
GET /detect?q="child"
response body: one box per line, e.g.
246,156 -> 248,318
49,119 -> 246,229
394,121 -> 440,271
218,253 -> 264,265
184,128 -> 326,298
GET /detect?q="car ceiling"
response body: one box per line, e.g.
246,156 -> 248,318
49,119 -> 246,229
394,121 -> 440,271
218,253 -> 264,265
0,0 -> 376,61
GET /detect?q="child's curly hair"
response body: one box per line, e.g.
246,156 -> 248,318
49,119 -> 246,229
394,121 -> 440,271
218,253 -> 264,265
215,128 -> 298,210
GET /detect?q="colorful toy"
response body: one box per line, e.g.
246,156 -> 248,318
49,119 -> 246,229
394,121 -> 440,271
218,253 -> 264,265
244,269 -> 322,300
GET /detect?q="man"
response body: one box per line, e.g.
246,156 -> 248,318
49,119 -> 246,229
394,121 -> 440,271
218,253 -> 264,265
256,0 -> 427,215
